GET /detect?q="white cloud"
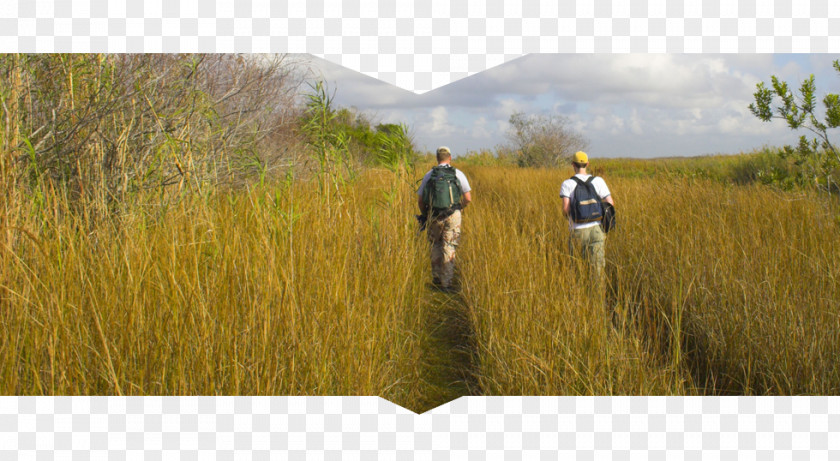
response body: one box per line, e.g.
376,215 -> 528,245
776,60 -> 807,82
629,109 -> 643,135
495,98 -> 529,118
808,55 -> 838,75
420,106 -> 454,138
476,54 -> 765,113
471,116 -> 491,139
586,114 -> 625,136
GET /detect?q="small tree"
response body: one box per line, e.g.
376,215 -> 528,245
506,111 -> 588,168
749,60 -> 840,194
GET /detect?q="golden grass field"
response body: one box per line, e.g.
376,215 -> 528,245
1,162 -> 839,412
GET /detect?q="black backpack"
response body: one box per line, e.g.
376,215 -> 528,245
570,176 -> 616,233
422,165 -> 462,218
570,176 -> 604,224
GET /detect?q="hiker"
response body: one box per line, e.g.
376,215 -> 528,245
560,151 -> 615,282
417,146 -> 472,291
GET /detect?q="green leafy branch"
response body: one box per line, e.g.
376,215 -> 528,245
749,60 -> 840,193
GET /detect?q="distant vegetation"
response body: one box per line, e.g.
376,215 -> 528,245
506,111 -> 588,168
594,148 -> 805,187
458,145 -> 825,193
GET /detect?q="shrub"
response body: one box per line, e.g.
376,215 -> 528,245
506,111 -> 588,168
749,60 -> 840,195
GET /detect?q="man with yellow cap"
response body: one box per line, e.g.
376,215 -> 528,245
560,151 -> 615,283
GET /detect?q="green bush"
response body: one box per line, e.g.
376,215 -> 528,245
317,104 -> 419,169
750,60 -> 840,195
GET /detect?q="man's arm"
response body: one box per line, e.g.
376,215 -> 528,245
461,191 -> 472,209
596,178 -> 614,206
417,172 -> 429,214
562,197 -> 571,217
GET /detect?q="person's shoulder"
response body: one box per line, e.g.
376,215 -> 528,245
454,168 -> 470,189
592,176 -> 610,195
560,178 -> 576,196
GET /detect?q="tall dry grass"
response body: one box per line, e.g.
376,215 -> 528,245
458,167 -> 689,395
0,171 -> 434,404
458,166 -> 840,395
608,176 -> 840,394
2,161 -> 839,406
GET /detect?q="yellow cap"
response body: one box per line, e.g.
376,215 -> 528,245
437,146 -> 451,155
573,151 -> 588,164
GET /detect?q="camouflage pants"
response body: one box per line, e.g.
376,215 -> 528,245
427,210 -> 462,288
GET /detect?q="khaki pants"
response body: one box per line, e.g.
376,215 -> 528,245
427,210 -> 461,288
569,225 -> 606,282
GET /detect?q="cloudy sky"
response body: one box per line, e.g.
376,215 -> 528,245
303,54 -> 838,158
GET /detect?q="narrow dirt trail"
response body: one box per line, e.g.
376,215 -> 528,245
408,284 -> 482,414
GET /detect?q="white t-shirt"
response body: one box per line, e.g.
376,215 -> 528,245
416,164 -> 471,197
560,174 -> 611,230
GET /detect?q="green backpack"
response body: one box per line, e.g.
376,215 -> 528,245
423,165 -> 462,216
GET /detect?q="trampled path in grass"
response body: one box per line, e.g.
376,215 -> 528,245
401,280 -> 482,414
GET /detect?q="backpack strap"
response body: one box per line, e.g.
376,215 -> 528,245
592,177 -> 604,209
571,176 -> 597,196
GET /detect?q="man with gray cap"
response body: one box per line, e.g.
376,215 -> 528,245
417,146 -> 472,291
